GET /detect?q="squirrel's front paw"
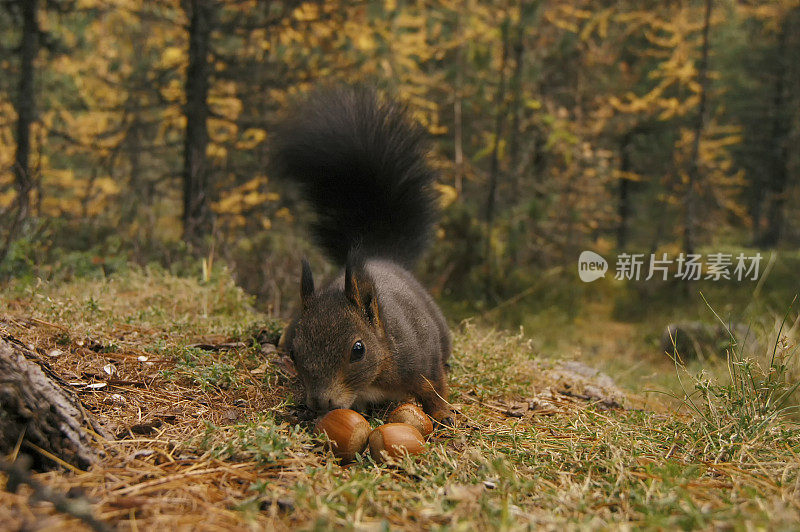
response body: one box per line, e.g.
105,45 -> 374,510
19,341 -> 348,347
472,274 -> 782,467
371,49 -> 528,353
432,409 -> 455,427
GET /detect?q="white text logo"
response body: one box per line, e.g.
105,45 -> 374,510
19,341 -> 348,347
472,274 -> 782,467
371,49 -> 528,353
578,251 -> 608,282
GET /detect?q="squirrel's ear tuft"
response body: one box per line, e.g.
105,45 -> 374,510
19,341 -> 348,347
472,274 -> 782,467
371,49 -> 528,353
301,258 -> 314,308
345,260 -> 381,327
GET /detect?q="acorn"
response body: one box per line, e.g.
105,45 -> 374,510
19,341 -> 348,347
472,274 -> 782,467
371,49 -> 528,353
387,403 -> 433,437
315,409 -> 371,462
368,423 -> 426,463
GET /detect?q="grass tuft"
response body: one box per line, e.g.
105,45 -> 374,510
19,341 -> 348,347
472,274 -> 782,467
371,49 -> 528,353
666,296 -> 800,463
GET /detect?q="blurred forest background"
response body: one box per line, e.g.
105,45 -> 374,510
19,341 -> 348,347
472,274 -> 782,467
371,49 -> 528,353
1,0 -> 798,359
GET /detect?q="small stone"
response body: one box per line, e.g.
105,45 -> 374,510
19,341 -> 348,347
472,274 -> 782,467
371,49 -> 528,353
260,343 -> 277,355
506,401 -> 529,418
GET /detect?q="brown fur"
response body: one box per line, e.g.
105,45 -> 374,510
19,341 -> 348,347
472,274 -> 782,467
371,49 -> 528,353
283,259 -> 453,423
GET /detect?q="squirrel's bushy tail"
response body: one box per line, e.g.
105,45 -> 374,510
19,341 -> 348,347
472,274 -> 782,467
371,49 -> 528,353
271,86 -> 439,267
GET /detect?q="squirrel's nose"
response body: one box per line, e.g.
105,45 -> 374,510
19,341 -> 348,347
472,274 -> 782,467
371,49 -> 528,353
306,395 -> 320,412
307,395 -> 336,413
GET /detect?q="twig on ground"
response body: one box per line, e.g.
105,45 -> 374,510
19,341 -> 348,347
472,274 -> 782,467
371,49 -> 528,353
0,455 -> 111,532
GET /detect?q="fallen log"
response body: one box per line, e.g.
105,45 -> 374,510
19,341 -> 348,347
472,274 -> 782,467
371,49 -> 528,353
0,335 -> 109,471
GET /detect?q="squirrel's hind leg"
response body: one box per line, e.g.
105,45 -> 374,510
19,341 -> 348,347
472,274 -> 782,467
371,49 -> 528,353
415,373 -> 454,426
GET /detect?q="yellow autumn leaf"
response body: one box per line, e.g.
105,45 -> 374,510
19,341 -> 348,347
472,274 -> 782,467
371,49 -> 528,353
162,47 -> 185,68
213,194 -> 241,214
93,177 -> 121,195
47,169 -> 78,188
209,95 -> 243,120
243,191 -> 268,206
230,214 -> 246,228
161,79 -> 183,102
237,128 -> 267,150
526,99 -> 542,110
357,33 -> 377,51
434,183 -> 458,209
240,176 -> 268,192
275,207 -> 293,221
206,144 -> 228,160
0,189 -> 16,208
293,3 -> 319,21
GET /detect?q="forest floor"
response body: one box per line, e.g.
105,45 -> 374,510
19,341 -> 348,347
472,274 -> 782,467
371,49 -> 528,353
1,266 -> 799,530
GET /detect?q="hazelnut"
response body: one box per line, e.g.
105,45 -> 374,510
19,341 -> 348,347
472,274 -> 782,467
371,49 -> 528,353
368,423 -> 425,463
387,403 -> 433,436
315,409 -> 371,462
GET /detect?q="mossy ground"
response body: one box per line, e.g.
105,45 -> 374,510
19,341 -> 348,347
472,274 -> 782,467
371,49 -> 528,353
1,266 -> 798,530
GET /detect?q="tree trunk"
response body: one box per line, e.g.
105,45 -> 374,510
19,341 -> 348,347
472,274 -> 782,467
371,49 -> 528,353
617,131 -> 633,250
1,0 -> 40,266
0,335 -> 109,471
484,17 -> 511,299
182,0 -> 214,247
126,110 -> 143,222
683,0 -> 712,255
759,16 -> 789,247
750,184 -> 764,245
506,9 -> 526,202
484,22 -> 510,227
453,11 -> 464,196
13,0 -> 38,221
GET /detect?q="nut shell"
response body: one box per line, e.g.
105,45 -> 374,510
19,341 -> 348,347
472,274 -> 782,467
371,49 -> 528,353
387,403 -> 433,436
368,423 -> 426,463
315,409 -> 371,462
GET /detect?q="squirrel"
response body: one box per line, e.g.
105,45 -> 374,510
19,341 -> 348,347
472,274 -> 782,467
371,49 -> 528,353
272,86 -> 453,425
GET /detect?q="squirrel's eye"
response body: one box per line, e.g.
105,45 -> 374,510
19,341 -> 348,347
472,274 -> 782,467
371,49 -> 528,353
350,340 -> 365,362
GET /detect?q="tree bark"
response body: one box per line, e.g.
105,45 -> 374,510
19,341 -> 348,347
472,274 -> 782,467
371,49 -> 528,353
453,10 -> 464,196
182,0 -> 214,246
0,335 -> 109,471
13,0 -> 38,221
1,0 -> 40,266
506,8 -> 526,201
683,0 -> 712,255
759,16 -> 789,247
484,20 -> 510,228
483,17 -> 511,299
617,131 -> 633,250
